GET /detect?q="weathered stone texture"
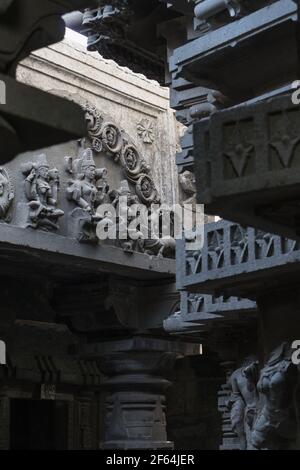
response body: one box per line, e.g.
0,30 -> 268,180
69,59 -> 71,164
166,354 -> 223,450
16,37 -> 180,207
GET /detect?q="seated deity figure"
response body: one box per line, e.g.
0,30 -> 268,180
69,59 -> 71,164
65,148 -> 109,242
22,154 -> 64,231
227,356 -> 260,450
251,342 -> 298,450
108,180 -> 144,253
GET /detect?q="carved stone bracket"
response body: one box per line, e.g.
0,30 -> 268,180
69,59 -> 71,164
82,2 -> 165,83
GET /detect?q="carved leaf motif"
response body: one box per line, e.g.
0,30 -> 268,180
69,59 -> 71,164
225,143 -> 254,177
270,134 -> 300,168
84,104 -> 159,206
188,294 -> 205,313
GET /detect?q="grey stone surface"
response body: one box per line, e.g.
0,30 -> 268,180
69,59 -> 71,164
194,94 -> 300,241
0,0 -> 98,164
177,219 -> 300,299
17,37 -> 180,208
172,1 -> 299,102
164,290 -> 256,335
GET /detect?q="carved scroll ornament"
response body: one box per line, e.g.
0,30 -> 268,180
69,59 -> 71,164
84,105 -> 160,206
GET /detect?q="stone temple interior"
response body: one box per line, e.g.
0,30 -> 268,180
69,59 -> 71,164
1,0 -> 300,452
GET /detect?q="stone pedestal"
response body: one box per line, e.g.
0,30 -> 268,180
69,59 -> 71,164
84,336 -> 200,450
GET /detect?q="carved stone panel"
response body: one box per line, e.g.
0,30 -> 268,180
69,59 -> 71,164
194,94 -> 300,241
19,154 -> 64,231
65,147 -> 109,243
177,219 -> 300,298
84,105 -> 160,206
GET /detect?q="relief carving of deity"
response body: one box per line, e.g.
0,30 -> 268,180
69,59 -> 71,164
108,179 -> 143,253
65,147 -> 109,243
226,343 -> 299,451
22,154 -> 64,231
227,356 -> 259,450
251,343 -> 298,450
0,167 -> 14,222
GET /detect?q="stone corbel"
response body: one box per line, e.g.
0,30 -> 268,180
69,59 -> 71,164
0,0 -> 98,75
194,0 -> 241,21
0,1 -> 98,164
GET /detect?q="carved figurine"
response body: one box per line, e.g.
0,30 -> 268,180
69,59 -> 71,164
227,356 -> 259,450
179,170 -> 196,206
0,167 -> 14,221
108,180 -> 144,253
22,154 -> 64,231
65,147 -> 109,243
251,342 -> 298,450
144,208 -> 176,258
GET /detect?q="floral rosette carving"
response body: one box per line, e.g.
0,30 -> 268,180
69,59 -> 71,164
137,118 -> 155,144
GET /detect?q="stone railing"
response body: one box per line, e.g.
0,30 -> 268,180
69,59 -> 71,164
164,289 -> 256,334
177,219 -> 300,297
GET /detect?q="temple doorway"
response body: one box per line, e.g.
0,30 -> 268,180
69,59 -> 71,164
10,398 -> 69,450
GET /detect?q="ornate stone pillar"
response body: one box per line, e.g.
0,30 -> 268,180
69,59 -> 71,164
218,361 -> 240,451
84,336 -> 200,450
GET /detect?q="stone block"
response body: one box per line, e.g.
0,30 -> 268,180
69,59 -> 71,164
194,94 -> 300,240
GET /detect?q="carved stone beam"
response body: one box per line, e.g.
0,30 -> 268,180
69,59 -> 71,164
0,74 -> 87,164
0,0 -> 98,75
0,1 -> 99,164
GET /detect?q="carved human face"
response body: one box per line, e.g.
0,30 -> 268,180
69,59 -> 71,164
125,149 -> 137,170
106,127 -> 116,145
37,166 -> 49,179
84,165 -> 96,181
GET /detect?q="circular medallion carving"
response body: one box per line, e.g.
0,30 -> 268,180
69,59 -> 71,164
121,145 -> 144,181
85,105 -> 103,138
91,137 -> 103,153
136,174 -> 158,204
101,123 -> 123,154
